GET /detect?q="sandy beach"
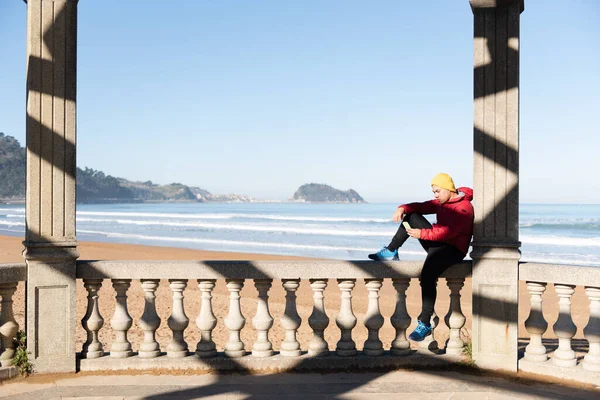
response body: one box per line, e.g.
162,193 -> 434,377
0,234 -> 590,356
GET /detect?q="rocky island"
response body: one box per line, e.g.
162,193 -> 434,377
291,183 -> 366,203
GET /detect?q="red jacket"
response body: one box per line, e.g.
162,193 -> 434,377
400,187 -> 474,255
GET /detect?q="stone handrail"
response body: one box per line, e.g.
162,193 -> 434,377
0,263 -> 26,368
75,259 -> 472,372
519,262 -> 600,287
0,263 -> 27,284
519,262 -> 600,384
76,260 -> 472,280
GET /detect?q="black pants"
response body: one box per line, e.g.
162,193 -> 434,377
387,213 -> 465,326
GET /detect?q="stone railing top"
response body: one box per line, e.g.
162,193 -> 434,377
469,0 -> 524,12
0,263 -> 27,283
519,262 -> 600,287
76,260 -> 472,280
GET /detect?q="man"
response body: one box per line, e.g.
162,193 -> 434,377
368,173 -> 474,341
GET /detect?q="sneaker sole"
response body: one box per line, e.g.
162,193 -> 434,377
368,255 -> 399,261
409,331 -> 432,342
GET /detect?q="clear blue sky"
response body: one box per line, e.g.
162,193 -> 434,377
1,1 -> 599,203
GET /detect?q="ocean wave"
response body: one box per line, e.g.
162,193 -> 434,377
520,253 -> 600,267
0,208 -> 25,213
0,221 -> 25,227
78,211 -> 230,220
77,229 -> 423,255
0,228 -> 24,234
76,218 -> 395,237
521,235 -> 600,247
76,211 -> 390,223
521,221 -> 600,230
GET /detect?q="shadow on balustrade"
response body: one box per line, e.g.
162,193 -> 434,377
74,262 -> 597,399
518,338 -> 590,362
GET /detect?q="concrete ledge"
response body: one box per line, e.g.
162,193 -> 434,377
519,262 -> 600,287
0,366 -> 18,381
0,263 -> 27,283
79,351 -> 467,373
519,359 -> 600,386
76,260 -> 472,280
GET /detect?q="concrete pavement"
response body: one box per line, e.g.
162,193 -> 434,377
1,369 -> 599,399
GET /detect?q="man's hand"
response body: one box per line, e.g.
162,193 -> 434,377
392,207 -> 405,223
406,228 -> 422,239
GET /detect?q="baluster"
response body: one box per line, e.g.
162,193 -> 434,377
336,279 -> 357,356
0,282 -> 19,366
391,278 -> 411,355
252,279 -> 274,357
308,279 -> 329,356
196,279 -> 217,358
224,279 -> 246,357
281,279 -> 302,356
552,284 -> 577,367
524,281 -> 548,362
583,286 -> 600,371
167,279 -> 189,358
418,315 -> 440,351
110,279 -> 133,358
138,279 -> 161,358
444,278 -> 466,356
81,279 -> 104,359
419,278 -> 439,352
363,279 -> 384,356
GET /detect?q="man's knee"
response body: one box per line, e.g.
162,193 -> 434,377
405,213 -> 422,224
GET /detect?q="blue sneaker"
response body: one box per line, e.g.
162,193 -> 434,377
368,246 -> 399,261
408,320 -> 432,342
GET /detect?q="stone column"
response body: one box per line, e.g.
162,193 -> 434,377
469,0 -> 524,372
23,0 -> 78,372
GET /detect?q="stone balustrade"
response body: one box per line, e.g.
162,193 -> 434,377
5,259 -> 600,385
74,260 -> 471,371
0,264 -> 26,373
519,262 -> 600,385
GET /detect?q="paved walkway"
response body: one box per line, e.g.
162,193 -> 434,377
0,369 -> 599,399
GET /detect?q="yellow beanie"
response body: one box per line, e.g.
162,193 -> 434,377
431,173 -> 457,193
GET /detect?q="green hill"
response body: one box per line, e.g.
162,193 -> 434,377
0,133 -> 26,199
0,133 -> 200,203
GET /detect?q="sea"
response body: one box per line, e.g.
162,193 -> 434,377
1,203 -> 599,267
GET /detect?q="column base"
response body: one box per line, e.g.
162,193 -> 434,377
471,245 -> 520,372
25,243 -> 78,373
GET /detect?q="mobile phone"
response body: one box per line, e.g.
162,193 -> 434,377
402,221 -> 411,230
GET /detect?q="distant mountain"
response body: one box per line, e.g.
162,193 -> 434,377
291,183 -> 366,203
76,169 -> 197,203
0,133 -> 26,199
0,133 -> 254,203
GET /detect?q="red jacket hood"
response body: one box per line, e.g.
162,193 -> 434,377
451,187 -> 473,202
